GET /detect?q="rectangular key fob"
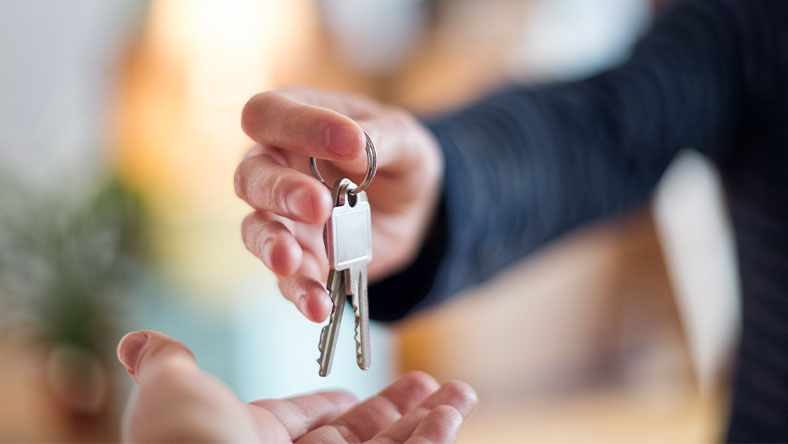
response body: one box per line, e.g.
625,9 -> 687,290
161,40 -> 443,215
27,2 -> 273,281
325,181 -> 372,273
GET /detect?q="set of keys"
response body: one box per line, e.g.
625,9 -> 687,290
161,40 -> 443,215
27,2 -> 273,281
309,132 -> 377,377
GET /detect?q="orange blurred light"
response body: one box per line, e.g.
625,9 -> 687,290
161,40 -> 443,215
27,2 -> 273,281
116,0 -> 317,295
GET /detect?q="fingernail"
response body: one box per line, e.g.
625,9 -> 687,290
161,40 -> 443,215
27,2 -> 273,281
325,124 -> 363,158
118,332 -> 148,373
287,186 -> 315,221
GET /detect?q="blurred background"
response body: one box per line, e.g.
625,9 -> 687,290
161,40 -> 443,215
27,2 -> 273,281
0,0 -> 739,442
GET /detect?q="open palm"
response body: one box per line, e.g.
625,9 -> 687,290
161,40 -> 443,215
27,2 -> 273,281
118,331 -> 477,443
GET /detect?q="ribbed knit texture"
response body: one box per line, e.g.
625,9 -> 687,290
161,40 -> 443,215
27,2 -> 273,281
370,0 -> 788,440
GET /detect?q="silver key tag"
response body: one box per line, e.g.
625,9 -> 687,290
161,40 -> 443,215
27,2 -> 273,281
326,178 -> 372,371
325,179 -> 372,275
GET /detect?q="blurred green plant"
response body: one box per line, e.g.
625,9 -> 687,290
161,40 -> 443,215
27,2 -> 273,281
0,172 -> 147,357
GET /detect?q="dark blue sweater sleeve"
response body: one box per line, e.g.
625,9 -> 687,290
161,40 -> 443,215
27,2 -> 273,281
369,0 -> 746,321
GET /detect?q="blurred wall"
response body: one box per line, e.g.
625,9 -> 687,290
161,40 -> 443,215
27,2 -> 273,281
0,0 -> 141,190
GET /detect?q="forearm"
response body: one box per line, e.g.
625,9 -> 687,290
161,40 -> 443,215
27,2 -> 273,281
371,0 -> 743,319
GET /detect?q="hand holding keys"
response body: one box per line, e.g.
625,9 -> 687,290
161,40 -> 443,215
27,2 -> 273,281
311,133 -> 377,376
237,88 -> 443,373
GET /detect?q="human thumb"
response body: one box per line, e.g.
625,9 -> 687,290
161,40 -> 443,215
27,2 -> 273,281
117,330 -> 197,384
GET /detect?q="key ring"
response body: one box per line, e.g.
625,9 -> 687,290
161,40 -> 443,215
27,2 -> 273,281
309,130 -> 377,195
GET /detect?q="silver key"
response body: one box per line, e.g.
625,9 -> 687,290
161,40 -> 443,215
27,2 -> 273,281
317,178 -> 373,376
317,269 -> 345,376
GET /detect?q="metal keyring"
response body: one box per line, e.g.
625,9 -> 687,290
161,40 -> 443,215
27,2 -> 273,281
309,130 -> 377,195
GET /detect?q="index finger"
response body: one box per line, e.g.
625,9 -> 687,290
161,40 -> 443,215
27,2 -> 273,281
241,91 -> 365,160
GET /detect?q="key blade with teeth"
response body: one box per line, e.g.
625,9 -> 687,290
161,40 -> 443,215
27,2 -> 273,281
351,265 -> 371,369
317,269 -> 345,376
316,178 -> 373,376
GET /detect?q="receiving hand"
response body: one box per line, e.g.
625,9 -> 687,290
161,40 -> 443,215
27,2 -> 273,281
118,330 -> 477,443
235,88 -> 443,322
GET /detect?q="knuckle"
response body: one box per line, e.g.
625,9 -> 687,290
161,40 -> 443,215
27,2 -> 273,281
237,157 -> 282,211
269,173 -> 290,212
